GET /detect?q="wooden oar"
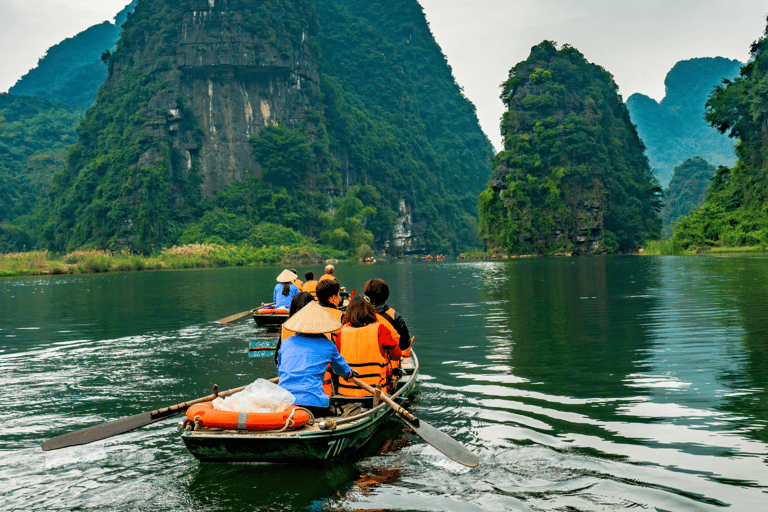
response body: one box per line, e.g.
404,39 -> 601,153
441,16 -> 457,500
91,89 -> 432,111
216,309 -> 256,324
350,377 -> 479,467
41,378 -> 278,451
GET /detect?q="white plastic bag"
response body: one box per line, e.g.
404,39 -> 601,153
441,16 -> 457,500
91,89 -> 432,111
212,378 -> 295,413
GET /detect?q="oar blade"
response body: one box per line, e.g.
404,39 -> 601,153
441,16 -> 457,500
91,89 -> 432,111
42,412 -> 154,451
216,309 -> 254,324
400,417 -> 479,467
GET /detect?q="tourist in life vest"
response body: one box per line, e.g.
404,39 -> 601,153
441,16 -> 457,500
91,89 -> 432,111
277,301 -> 358,418
318,264 -> 337,282
363,278 -> 413,354
337,296 -> 401,397
274,291 -> 316,365
289,268 -> 304,291
303,271 -> 319,300
273,269 -> 300,309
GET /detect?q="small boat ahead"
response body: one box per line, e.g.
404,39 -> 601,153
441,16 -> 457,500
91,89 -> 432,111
253,304 -> 289,327
180,352 -> 419,463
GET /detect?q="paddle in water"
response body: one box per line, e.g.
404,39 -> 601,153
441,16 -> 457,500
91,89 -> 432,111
216,309 -> 255,324
41,379 -> 275,451
350,377 -> 479,467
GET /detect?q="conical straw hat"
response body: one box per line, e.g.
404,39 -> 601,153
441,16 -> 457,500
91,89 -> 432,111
276,269 -> 298,283
283,301 -> 342,334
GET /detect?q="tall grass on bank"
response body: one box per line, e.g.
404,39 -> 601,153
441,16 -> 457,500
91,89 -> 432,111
1,243 -> 347,278
641,239 -> 687,255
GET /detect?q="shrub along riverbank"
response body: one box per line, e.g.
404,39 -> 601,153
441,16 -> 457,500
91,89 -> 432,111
0,243 -> 351,278
641,239 -> 768,256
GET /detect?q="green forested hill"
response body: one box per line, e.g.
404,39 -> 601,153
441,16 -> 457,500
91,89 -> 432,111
35,0 -> 492,255
671,20 -> 768,250
315,0 -> 493,252
8,1 -> 137,111
0,94 -> 81,251
626,57 -> 740,187
661,157 -> 716,239
479,41 -> 661,255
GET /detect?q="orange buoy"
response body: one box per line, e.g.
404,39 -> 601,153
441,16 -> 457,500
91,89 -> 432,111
186,402 -> 310,431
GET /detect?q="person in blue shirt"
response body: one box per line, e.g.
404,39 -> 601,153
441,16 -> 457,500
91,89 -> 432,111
277,301 -> 358,418
273,269 -> 300,309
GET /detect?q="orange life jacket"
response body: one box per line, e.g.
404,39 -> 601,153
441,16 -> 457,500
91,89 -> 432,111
318,274 -> 335,282
292,279 -> 304,291
337,322 -> 392,397
304,280 -> 318,299
376,307 -> 413,359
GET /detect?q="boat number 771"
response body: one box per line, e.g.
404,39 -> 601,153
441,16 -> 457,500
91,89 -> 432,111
324,438 -> 348,459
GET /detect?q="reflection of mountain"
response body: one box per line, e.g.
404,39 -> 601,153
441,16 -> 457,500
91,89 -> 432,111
490,257 -> 660,399
626,57 -> 741,188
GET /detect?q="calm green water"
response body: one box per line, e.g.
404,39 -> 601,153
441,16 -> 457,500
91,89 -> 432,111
2,257 -> 768,511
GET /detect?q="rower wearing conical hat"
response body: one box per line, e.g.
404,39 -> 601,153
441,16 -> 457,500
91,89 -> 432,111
277,301 -> 358,418
273,269 -> 300,309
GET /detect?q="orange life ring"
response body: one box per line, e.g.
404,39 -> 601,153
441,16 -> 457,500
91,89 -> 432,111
186,402 -> 310,431
256,308 -> 289,315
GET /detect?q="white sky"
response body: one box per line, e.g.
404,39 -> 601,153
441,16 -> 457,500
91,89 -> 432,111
1,0 -> 767,150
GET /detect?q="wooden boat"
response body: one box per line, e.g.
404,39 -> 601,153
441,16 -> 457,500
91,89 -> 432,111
180,352 -> 419,463
252,304 -> 289,327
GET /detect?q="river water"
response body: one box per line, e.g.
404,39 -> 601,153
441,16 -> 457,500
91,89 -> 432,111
2,256 -> 767,511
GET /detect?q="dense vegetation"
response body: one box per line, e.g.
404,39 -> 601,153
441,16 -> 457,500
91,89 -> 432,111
315,0 -> 493,253
661,157 -> 716,239
479,41 -> 661,255
0,94 -> 82,252
669,19 -> 768,251
30,0 -> 492,256
9,1 -> 136,111
626,58 -> 740,187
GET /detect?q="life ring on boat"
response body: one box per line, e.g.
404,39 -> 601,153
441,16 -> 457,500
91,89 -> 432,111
256,307 -> 289,315
185,402 -> 310,431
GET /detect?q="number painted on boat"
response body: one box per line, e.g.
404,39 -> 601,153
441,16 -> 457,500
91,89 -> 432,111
324,438 -> 348,459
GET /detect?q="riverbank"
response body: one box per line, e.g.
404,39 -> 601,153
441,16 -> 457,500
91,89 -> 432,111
641,239 -> 768,256
0,243 -> 349,278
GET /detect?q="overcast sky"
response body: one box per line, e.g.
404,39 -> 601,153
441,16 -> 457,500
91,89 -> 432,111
1,0 -> 767,150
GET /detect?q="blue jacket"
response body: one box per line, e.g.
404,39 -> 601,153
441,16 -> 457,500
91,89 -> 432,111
273,282 -> 300,308
277,334 -> 352,407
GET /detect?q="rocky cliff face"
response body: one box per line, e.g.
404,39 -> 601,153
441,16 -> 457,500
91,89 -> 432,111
111,0 -> 321,196
479,41 -> 661,255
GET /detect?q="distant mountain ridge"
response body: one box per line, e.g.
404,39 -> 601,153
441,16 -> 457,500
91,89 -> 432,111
8,1 -> 137,111
626,57 -> 741,187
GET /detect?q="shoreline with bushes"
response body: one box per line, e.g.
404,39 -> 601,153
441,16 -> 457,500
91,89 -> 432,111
0,243 -> 351,278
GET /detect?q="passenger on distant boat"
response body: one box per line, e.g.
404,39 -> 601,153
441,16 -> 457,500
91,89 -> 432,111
277,302 -> 358,418
274,291 -> 315,364
273,269 -> 300,309
337,296 -> 401,397
289,268 -> 304,291
303,271 -> 318,300
364,278 -> 413,356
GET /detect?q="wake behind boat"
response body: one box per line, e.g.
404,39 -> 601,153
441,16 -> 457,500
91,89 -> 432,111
180,352 -> 419,463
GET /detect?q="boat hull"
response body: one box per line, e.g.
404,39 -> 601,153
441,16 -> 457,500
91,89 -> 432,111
252,313 -> 288,327
181,353 -> 418,463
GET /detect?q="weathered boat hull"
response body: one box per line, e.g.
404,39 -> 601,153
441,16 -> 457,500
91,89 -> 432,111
181,353 -> 418,463
252,312 -> 288,327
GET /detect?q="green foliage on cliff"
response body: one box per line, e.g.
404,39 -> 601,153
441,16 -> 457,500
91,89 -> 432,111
315,0 -> 493,254
626,58 -> 740,187
17,0 -> 490,256
0,94 -> 81,251
661,157 -> 716,239
480,41 -> 661,255
670,19 -> 768,250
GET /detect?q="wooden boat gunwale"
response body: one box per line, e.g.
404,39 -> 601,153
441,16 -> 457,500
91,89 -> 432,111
181,352 -> 419,462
